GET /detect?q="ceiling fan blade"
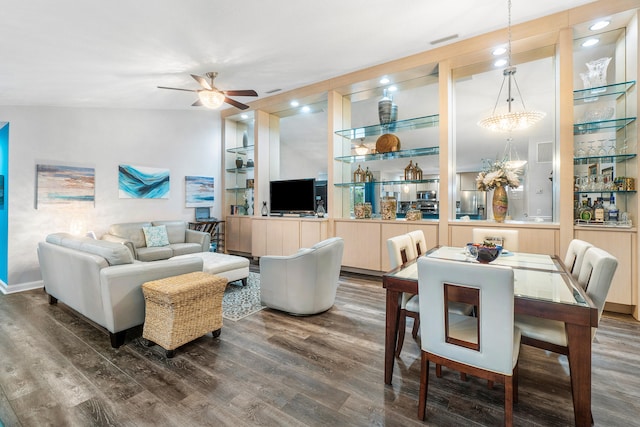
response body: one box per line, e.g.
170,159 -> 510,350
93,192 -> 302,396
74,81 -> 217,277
224,97 -> 250,110
192,99 -> 203,107
191,74 -> 212,90
223,90 -> 258,97
158,86 -> 197,92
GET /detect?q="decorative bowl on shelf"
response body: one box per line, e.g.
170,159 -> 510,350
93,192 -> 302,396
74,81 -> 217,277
375,133 -> 400,154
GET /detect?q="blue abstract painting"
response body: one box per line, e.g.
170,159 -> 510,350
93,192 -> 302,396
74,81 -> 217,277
185,175 -> 214,207
118,164 -> 170,199
36,164 -> 95,208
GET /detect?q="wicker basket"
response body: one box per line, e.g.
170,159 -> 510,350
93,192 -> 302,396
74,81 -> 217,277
142,271 -> 227,353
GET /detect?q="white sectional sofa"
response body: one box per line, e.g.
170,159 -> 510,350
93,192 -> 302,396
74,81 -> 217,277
38,232 -> 203,348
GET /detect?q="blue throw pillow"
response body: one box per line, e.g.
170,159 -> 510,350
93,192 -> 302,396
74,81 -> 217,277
142,225 -> 170,247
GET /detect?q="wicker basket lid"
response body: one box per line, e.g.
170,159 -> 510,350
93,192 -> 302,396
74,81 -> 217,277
376,133 -> 400,154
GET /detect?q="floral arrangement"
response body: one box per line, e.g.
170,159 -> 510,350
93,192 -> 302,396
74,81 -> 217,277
476,161 -> 521,191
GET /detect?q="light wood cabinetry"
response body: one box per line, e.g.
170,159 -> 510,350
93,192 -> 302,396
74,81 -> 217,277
225,216 -> 252,254
251,217 -> 328,257
335,220 -> 382,271
575,228 -> 635,306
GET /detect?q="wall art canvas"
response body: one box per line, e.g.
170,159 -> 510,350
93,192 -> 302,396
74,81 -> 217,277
185,175 -> 214,207
36,164 -> 95,208
118,164 -> 170,199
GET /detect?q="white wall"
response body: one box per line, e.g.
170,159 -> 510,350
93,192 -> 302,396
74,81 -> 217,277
0,106 -> 221,289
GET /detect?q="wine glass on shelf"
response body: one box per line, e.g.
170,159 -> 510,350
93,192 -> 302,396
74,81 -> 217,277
618,138 -> 628,155
597,139 -> 607,156
607,138 -> 617,156
576,140 -> 586,157
587,140 -> 596,157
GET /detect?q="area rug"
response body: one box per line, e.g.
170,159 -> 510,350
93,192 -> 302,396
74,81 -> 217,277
222,272 -> 266,321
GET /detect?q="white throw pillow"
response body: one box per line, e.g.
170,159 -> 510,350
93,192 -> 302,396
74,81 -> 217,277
142,225 -> 170,247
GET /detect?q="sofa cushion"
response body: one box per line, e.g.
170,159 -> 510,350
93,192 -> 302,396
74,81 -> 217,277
152,220 -> 187,244
142,225 -> 170,247
108,222 -> 152,248
137,246 -> 174,262
46,232 -> 134,266
170,243 -> 205,257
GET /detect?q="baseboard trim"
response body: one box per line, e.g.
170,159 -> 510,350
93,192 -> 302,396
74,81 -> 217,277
0,280 -> 44,295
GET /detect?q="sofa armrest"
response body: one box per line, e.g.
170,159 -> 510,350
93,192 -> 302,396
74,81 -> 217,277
102,234 -> 137,259
99,257 -> 204,333
185,229 -> 211,252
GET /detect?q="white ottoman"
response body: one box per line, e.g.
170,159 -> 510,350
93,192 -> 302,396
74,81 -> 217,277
170,252 -> 250,286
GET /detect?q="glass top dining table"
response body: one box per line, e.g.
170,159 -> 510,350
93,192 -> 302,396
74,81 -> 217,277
382,246 -> 598,427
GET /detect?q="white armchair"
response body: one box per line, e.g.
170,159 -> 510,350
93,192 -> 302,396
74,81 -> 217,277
259,237 -> 344,316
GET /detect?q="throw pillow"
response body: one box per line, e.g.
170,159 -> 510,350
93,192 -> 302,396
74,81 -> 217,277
142,225 -> 170,247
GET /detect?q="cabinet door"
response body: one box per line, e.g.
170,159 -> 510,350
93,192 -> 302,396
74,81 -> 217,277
251,219 -> 267,257
575,229 -> 633,305
225,216 -> 240,252
239,217 -> 252,254
335,221 -> 381,271
300,220 -> 327,248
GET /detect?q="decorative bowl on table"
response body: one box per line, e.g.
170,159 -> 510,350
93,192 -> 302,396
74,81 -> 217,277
476,244 -> 503,263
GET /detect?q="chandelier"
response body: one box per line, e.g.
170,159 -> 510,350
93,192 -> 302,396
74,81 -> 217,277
477,0 -> 545,133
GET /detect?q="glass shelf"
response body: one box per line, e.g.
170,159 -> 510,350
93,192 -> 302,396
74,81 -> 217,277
335,114 -> 439,139
335,146 -> 439,163
573,153 -> 636,165
334,178 -> 440,188
573,81 -> 636,102
574,190 -> 636,195
226,145 -> 254,154
573,117 -> 636,135
225,187 -> 248,192
225,167 -> 254,173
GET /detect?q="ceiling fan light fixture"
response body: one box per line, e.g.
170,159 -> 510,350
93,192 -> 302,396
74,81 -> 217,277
198,90 -> 225,109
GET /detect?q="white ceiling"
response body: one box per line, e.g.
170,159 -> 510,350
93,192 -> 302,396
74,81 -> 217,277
0,0 -> 596,110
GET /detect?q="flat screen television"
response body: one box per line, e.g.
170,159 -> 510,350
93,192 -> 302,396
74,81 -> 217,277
270,178 -> 316,215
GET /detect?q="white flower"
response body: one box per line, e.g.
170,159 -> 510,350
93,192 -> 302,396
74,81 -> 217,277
476,161 -> 522,191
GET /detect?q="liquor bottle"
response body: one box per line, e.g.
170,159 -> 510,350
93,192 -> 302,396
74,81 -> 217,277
579,199 -> 593,222
593,198 -> 605,223
607,195 -> 619,223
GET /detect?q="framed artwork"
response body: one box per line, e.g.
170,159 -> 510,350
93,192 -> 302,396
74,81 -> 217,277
185,175 -> 214,207
119,164 -> 170,199
36,164 -> 95,208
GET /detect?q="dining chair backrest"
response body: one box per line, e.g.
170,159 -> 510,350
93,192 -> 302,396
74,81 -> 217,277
564,239 -> 593,281
387,234 -> 417,269
472,228 -> 519,252
577,247 -> 618,320
407,229 -> 427,256
417,256 -> 516,375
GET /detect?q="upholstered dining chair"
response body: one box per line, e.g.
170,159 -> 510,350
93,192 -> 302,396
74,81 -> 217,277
407,229 -> 428,256
563,239 -> 593,280
387,234 -> 419,357
472,228 -> 519,252
514,246 -> 618,354
417,257 -> 520,426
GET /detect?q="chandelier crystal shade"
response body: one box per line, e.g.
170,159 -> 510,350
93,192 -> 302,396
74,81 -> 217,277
477,0 -> 545,133
198,90 -> 226,109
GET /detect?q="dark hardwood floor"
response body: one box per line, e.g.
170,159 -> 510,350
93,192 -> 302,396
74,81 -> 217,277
1,271 -> 639,426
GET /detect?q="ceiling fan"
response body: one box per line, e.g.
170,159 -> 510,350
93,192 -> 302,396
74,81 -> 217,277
158,72 -> 257,110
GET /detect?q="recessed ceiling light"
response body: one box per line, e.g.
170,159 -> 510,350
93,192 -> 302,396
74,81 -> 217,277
240,114 -> 249,119
301,106 -> 311,113
388,85 -> 398,92
582,38 -> 599,47
492,47 -> 507,56
290,100 -> 299,107
494,58 -> 508,67
589,20 -> 610,31
380,77 -> 390,84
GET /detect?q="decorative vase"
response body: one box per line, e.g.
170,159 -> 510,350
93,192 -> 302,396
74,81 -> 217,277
235,156 -> 243,168
261,201 -> 268,216
381,196 -> 397,220
242,131 -> 249,148
492,186 -> 508,223
378,89 -> 398,126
